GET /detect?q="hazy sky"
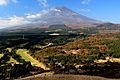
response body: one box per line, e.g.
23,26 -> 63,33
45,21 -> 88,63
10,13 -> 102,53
0,0 -> 120,28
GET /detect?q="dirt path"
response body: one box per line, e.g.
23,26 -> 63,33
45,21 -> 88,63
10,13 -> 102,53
17,49 -> 50,70
94,57 -> 120,63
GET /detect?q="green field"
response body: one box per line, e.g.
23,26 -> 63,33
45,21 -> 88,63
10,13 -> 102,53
0,54 -> 3,58
0,53 -> 18,64
7,57 -> 18,64
17,49 -> 49,70
17,49 -> 32,61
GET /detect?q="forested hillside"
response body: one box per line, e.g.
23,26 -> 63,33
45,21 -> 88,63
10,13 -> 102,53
31,33 -> 120,78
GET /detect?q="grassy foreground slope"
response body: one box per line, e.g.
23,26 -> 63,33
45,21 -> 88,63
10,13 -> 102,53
16,49 -> 49,70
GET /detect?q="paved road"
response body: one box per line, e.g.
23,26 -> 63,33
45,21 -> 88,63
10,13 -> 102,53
16,71 -> 54,80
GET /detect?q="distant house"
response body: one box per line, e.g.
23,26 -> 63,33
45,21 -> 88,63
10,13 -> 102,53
80,32 -> 84,35
45,31 -> 51,32
49,33 -> 60,36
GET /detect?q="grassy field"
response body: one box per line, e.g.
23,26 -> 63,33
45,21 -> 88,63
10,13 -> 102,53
16,49 -> 49,70
0,53 -> 18,64
7,57 -> 19,64
0,54 -> 3,58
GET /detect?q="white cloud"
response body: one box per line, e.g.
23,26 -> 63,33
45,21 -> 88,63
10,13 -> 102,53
0,0 -> 18,6
37,0 -> 48,7
51,8 -> 61,12
0,0 -> 8,6
0,10 -> 49,28
80,8 -> 91,12
26,10 -> 49,19
9,16 -> 25,24
0,16 -> 28,28
81,0 -> 91,4
26,14 -> 41,19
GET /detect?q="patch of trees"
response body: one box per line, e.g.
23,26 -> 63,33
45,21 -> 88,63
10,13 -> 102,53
48,24 -> 71,31
101,40 -> 120,58
80,62 -> 120,78
45,54 -> 120,78
0,49 -> 44,79
44,55 -> 81,74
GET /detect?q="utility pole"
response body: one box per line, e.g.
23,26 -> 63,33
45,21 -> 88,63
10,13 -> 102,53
22,34 -> 25,39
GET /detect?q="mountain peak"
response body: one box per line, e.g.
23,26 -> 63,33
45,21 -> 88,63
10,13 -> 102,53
29,6 -> 100,26
54,6 -> 71,10
53,6 -> 76,14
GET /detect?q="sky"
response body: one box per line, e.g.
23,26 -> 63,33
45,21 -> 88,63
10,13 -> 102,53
0,0 -> 120,28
